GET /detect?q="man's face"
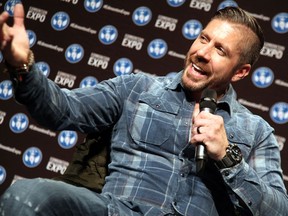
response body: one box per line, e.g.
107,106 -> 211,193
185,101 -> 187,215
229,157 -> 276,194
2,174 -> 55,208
182,19 -> 248,97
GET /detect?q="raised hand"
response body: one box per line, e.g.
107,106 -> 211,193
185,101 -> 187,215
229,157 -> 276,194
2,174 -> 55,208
0,3 -> 30,67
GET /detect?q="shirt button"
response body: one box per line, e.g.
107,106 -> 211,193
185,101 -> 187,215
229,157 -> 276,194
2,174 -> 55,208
224,171 -> 230,176
180,173 -> 185,177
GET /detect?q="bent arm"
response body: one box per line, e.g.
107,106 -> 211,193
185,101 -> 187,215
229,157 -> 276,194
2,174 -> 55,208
13,65 -> 123,134
221,132 -> 288,215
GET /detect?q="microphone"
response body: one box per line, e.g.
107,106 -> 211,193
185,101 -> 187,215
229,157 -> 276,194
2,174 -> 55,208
195,88 -> 217,174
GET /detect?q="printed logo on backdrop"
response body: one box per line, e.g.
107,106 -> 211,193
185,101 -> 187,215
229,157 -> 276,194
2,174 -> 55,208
0,80 -> 13,100
22,147 -> 42,168
58,130 -> 78,149
54,71 -> 76,88
182,20 -> 202,40
87,53 -> 110,69
65,44 -> 84,63
0,142 -> 21,155
26,6 -> 48,22
4,0 -> 21,16
9,113 -> 29,133
189,0 -> 212,12
80,76 -> 98,88
0,166 -> 6,185
147,39 -> 168,59
51,12 -> 70,31
113,58 -> 133,76
167,0 -> 186,7
27,30 -> 36,48
98,25 -> 118,45
217,0 -> 238,10
271,13 -> 288,34
132,6 -> 152,26
251,67 -> 274,88
35,61 -> 50,77
46,157 -> 69,175
122,34 -> 144,50
261,42 -> 285,60
270,102 -> 288,124
155,15 -> 178,32
84,0 -> 103,13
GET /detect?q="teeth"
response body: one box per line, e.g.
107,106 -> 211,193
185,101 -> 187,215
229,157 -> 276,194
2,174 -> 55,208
193,64 -> 204,73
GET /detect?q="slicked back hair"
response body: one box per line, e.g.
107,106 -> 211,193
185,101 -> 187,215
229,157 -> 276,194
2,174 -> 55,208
211,7 -> 264,66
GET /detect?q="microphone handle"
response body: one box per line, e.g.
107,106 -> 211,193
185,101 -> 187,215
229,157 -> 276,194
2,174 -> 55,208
196,144 -> 207,173
195,109 -> 213,174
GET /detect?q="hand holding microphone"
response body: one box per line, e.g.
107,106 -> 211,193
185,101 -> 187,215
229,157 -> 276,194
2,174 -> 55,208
193,88 -> 217,174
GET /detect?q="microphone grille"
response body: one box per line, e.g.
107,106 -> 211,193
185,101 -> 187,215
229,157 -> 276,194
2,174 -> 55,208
200,88 -> 217,112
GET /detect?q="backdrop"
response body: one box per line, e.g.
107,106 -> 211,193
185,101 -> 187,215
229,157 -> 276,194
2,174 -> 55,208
0,0 -> 287,194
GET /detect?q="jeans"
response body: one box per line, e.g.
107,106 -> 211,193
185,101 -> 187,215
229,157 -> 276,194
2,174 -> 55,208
0,178 -> 109,216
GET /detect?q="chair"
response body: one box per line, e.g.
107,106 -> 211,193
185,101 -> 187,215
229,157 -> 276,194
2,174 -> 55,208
53,131 -> 111,192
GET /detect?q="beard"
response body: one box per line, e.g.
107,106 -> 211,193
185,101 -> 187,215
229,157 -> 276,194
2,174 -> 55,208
181,64 -> 210,94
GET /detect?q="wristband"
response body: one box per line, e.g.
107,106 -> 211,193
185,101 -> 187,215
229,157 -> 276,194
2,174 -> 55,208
4,50 -> 35,82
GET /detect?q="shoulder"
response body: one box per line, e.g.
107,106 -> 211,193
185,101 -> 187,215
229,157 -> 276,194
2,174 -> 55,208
108,72 -> 178,90
229,101 -> 275,146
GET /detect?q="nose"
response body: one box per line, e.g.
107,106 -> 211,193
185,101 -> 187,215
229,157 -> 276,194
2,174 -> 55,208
196,44 -> 211,62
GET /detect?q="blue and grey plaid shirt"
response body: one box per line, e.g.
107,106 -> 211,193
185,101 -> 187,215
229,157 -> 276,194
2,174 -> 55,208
16,66 -> 288,215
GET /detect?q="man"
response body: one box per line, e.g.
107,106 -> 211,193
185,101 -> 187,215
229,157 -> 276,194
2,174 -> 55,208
0,3 -> 287,216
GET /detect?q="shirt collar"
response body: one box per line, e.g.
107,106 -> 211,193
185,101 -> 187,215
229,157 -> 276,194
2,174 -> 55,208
166,71 -> 237,117
166,71 -> 183,90
217,85 -> 236,116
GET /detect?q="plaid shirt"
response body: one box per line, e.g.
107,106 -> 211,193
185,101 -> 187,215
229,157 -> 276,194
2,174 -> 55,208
16,66 -> 288,215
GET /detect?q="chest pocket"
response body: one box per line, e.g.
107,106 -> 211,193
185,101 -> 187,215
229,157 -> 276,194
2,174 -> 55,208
129,93 -> 180,146
225,126 -> 253,160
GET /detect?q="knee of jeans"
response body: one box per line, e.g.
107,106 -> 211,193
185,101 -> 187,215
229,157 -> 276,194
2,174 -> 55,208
0,178 -> 69,215
1,178 -> 59,207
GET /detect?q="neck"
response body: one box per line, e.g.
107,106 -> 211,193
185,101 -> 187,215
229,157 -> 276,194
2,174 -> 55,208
185,86 -> 229,102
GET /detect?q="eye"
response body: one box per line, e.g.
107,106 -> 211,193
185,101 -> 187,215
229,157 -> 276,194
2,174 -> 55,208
216,46 -> 226,56
199,35 -> 208,43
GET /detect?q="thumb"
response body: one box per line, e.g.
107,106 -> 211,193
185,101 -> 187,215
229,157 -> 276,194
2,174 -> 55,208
13,4 -> 25,27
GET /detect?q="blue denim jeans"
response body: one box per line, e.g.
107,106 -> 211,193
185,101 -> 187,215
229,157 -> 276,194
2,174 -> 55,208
0,178 -> 109,216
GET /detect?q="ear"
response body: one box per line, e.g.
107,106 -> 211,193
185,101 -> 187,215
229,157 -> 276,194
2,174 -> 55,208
231,64 -> 251,82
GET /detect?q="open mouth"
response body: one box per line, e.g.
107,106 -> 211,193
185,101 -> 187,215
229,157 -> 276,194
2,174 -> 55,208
192,63 -> 207,76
